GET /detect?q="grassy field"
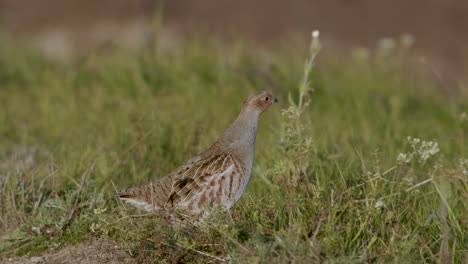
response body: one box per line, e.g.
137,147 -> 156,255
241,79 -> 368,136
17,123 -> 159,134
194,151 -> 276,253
0,34 -> 467,263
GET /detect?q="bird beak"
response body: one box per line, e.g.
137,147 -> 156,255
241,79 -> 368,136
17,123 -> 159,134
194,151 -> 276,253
272,98 -> 278,103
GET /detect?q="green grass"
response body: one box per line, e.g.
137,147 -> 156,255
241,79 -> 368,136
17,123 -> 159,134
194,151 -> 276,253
0,35 -> 467,263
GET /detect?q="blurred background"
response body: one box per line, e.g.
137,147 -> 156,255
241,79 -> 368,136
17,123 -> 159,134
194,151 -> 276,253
1,0 -> 467,81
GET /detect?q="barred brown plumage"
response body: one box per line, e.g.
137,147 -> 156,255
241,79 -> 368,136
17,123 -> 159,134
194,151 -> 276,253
115,91 -> 278,218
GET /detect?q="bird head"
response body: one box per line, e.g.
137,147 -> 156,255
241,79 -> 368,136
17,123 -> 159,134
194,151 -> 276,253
243,91 -> 278,114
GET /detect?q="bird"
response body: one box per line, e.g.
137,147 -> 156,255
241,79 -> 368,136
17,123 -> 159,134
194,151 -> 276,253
115,91 -> 278,218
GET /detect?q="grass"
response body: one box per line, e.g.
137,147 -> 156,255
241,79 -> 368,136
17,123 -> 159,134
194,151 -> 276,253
0,33 -> 467,263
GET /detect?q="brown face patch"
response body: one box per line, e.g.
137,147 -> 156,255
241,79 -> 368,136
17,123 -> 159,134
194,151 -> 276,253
244,91 -> 276,113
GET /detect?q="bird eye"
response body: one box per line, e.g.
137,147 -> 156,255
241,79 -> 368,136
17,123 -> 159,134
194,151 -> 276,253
265,97 -> 269,101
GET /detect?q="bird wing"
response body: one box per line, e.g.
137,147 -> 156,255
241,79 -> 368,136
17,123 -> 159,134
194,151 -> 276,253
166,153 -> 236,206
116,153 -> 239,212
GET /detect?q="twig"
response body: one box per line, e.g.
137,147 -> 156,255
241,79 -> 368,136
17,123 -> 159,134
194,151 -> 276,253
175,242 -> 226,263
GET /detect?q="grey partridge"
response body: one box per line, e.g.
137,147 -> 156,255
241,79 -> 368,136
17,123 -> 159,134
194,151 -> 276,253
116,91 -> 278,218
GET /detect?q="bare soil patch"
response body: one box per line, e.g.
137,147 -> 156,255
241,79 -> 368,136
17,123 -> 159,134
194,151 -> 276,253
0,238 -> 132,264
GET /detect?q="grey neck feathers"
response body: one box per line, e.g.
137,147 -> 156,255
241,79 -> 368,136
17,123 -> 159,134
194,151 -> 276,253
218,109 -> 260,156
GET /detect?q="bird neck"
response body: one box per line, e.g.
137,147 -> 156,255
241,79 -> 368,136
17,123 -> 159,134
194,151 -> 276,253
216,109 -> 260,156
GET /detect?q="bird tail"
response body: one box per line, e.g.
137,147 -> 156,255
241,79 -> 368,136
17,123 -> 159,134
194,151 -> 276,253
114,188 -> 136,199
114,186 -> 157,212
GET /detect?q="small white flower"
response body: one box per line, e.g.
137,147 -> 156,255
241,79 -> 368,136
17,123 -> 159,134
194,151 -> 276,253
310,30 -> 322,54
312,30 -> 320,38
408,137 -> 421,148
378,37 -> 396,51
418,141 -> 439,163
397,153 -> 411,164
406,137 -> 439,163
374,200 -> 385,209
